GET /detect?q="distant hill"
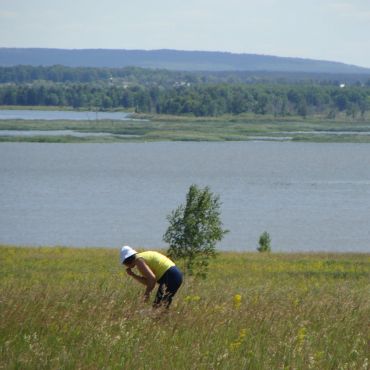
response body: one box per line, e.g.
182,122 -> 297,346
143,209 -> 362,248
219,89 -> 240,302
0,48 -> 369,75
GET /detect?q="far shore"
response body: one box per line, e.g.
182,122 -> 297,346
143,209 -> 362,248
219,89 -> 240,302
1,106 -> 370,143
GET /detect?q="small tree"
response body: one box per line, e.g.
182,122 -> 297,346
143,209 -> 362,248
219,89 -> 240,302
257,231 -> 271,252
163,184 -> 228,278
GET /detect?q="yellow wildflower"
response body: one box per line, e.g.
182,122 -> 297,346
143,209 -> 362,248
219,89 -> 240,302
239,328 -> 247,338
233,294 -> 242,309
229,341 -> 242,351
297,327 -> 306,342
229,328 -> 248,352
184,295 -> 201,303
297,327 -> 307,350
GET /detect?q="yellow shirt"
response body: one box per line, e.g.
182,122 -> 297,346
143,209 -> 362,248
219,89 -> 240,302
136,251 -> 175,280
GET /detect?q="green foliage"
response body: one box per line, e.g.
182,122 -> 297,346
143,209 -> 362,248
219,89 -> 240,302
1,65 -> 369,85
0,66 -> 370,118
258,231 -> 271,252
163,184 -> 228,278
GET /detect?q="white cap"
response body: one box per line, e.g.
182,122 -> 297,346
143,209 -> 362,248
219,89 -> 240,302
120,245 -> 137,264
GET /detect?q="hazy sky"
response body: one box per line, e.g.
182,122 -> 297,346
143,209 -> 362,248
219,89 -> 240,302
1,0 -> 370,68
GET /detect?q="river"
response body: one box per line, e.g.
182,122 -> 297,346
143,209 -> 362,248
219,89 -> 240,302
0,109 -> 132,121
0,142 -> 369,252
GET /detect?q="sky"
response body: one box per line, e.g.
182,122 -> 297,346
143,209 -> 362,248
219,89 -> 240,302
1,0 -> 370,68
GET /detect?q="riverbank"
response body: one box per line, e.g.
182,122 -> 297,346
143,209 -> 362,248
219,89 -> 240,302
1,112 -> 370,143
1,245 -> 369,369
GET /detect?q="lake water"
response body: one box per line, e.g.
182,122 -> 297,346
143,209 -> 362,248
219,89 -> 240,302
0,109 -> 133,121
0,130 -> 139,138
0,142 -> 369,252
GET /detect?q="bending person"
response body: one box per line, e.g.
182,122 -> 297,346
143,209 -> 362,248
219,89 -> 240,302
120,246 -> 183,308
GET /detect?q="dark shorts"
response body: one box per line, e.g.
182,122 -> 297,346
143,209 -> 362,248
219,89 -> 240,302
153,266 -> 183,308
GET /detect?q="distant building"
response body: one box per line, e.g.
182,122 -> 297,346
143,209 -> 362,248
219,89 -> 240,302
174,81 -> 191,87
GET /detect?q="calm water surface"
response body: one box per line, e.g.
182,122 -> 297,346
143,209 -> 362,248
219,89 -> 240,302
0,130 -> 139,138
0,142 -> 369,252
0,109 -> 132,121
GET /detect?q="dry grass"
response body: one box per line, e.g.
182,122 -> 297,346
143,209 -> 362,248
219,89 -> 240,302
1,246 -> 369,369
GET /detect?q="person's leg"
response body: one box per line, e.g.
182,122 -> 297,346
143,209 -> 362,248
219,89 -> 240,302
153,266 -> 183,308
153,282 -> 165,307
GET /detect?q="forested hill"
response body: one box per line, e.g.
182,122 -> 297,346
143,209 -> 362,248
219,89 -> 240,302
1,48 -> 369,74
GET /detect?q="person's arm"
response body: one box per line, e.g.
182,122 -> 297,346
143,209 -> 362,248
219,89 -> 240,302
126,258 -> 156,302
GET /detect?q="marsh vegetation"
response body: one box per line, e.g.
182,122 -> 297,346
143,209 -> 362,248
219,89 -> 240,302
1,113 -> 370,143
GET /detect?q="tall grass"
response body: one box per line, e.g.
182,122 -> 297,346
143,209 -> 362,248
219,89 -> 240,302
1,246 -> 369,369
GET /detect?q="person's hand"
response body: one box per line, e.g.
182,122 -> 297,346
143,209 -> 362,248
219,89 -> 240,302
126,267 -> 134,277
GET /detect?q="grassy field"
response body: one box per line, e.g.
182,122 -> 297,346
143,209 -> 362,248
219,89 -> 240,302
1,245 -> 369,369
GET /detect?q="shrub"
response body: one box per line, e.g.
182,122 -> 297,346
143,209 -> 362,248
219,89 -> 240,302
257,231 -> 271,252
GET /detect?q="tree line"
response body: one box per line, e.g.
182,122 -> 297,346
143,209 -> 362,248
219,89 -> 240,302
1,65 -> 370,86
0,65 -> 179,86
0,81 -> 369,118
